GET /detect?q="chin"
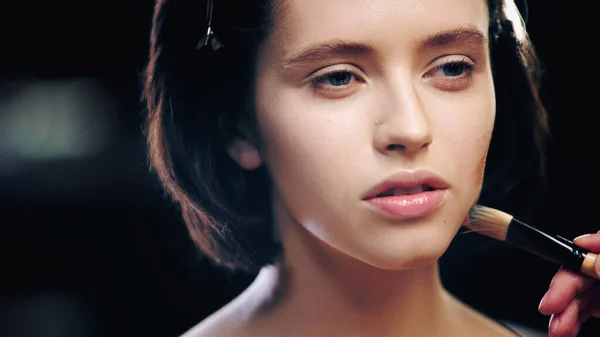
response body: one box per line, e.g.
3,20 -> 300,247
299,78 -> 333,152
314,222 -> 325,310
349,225 -> 457,271
366,246 -> 449,271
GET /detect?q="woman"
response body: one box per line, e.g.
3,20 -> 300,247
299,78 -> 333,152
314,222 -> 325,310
144,0 -> 599,336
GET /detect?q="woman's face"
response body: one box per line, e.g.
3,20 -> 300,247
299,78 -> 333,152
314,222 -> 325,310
249,0 -> 495,269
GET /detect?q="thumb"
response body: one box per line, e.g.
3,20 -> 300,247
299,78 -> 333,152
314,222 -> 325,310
573,232 -> 600,252
574,233 -> 600,279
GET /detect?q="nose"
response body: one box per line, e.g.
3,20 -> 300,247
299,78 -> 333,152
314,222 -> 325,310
373,81 -> 432,155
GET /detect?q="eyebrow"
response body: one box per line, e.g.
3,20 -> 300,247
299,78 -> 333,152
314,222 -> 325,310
281,40 -> 375,70
417,27 -> 487,50
280,27 -> 487,70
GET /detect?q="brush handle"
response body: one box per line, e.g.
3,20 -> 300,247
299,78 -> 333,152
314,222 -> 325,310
555,235 -> 599,279
506,219 -> 599,280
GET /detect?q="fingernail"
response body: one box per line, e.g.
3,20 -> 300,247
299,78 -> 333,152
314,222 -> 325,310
574,234 -> 591,242
550,314 -> 560,332
538,292 -> 548,310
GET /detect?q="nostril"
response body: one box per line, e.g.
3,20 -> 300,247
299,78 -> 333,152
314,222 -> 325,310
386,144 -> 406,151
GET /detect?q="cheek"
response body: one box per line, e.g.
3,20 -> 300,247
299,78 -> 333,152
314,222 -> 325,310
259,112 -> 362,201
255,92 -> 353,203
431,88 -> 495,190
473,109 -> 494,187
255,71 -> 366,188
475,147 -> 488,187
458,117 -> 493,188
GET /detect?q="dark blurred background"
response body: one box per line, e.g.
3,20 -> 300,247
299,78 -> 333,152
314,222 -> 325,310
1,1 -> 597,336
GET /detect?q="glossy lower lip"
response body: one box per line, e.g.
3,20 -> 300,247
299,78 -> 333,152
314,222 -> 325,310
364,190 -> 447,220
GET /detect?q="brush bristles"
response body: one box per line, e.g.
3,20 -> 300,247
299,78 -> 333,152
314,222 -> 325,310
464,205 -> 513,241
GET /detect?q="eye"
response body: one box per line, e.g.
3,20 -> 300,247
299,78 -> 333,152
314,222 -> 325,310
425,56 -> 477,91
310,68 -> 365,99
317,72 -> 354,87
434,62 -> 468,77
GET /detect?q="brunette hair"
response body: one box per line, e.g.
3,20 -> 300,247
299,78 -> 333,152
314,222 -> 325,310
143,0 -> 548,272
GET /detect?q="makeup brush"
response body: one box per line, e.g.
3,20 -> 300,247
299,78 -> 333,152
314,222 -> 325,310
464,204 -> 599,280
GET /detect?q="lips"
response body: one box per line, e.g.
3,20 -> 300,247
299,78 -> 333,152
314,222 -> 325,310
374,185 -> 436,197
362,170 -> 449,220
362,170 -> 449,200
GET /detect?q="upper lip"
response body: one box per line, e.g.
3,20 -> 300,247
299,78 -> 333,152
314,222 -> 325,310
362,169 -> 450,200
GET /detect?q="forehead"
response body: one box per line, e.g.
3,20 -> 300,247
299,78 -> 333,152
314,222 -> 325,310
269,0 -> 489,54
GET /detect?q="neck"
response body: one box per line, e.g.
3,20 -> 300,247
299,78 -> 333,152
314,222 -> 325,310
247,201 -> 463,337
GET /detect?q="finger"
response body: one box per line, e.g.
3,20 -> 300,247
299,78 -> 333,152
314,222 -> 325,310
539,267 -> 595,315
548,298 -> 583,337
579,285 -> 600,319
573,232 -> 600,251
576,284 -> 600,322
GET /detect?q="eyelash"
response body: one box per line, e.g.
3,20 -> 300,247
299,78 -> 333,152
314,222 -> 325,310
309,67 -> 366,98
309,58 -> 477,97
426,58 -> 476,79
424,57 -> 476,91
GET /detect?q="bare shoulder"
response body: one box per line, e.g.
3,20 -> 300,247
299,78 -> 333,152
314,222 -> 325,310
448,295 -> 522,337
179,289 -> 267,337
180,317 -> 232,337
459,310 -> 520,337
460,306 -> 548,337
458,302 -> 548,337
468,315 -> 524,337
182,267 -> 282,337
502,321 -> 549,337
180,306 -> 250,337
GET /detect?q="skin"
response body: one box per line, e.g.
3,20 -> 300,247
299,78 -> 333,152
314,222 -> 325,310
185,0 -> 520,336
256,0 -> 494,273
539,233 -> 600,337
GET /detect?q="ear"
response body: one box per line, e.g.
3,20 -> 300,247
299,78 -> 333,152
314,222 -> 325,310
227,138 -> 262,170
